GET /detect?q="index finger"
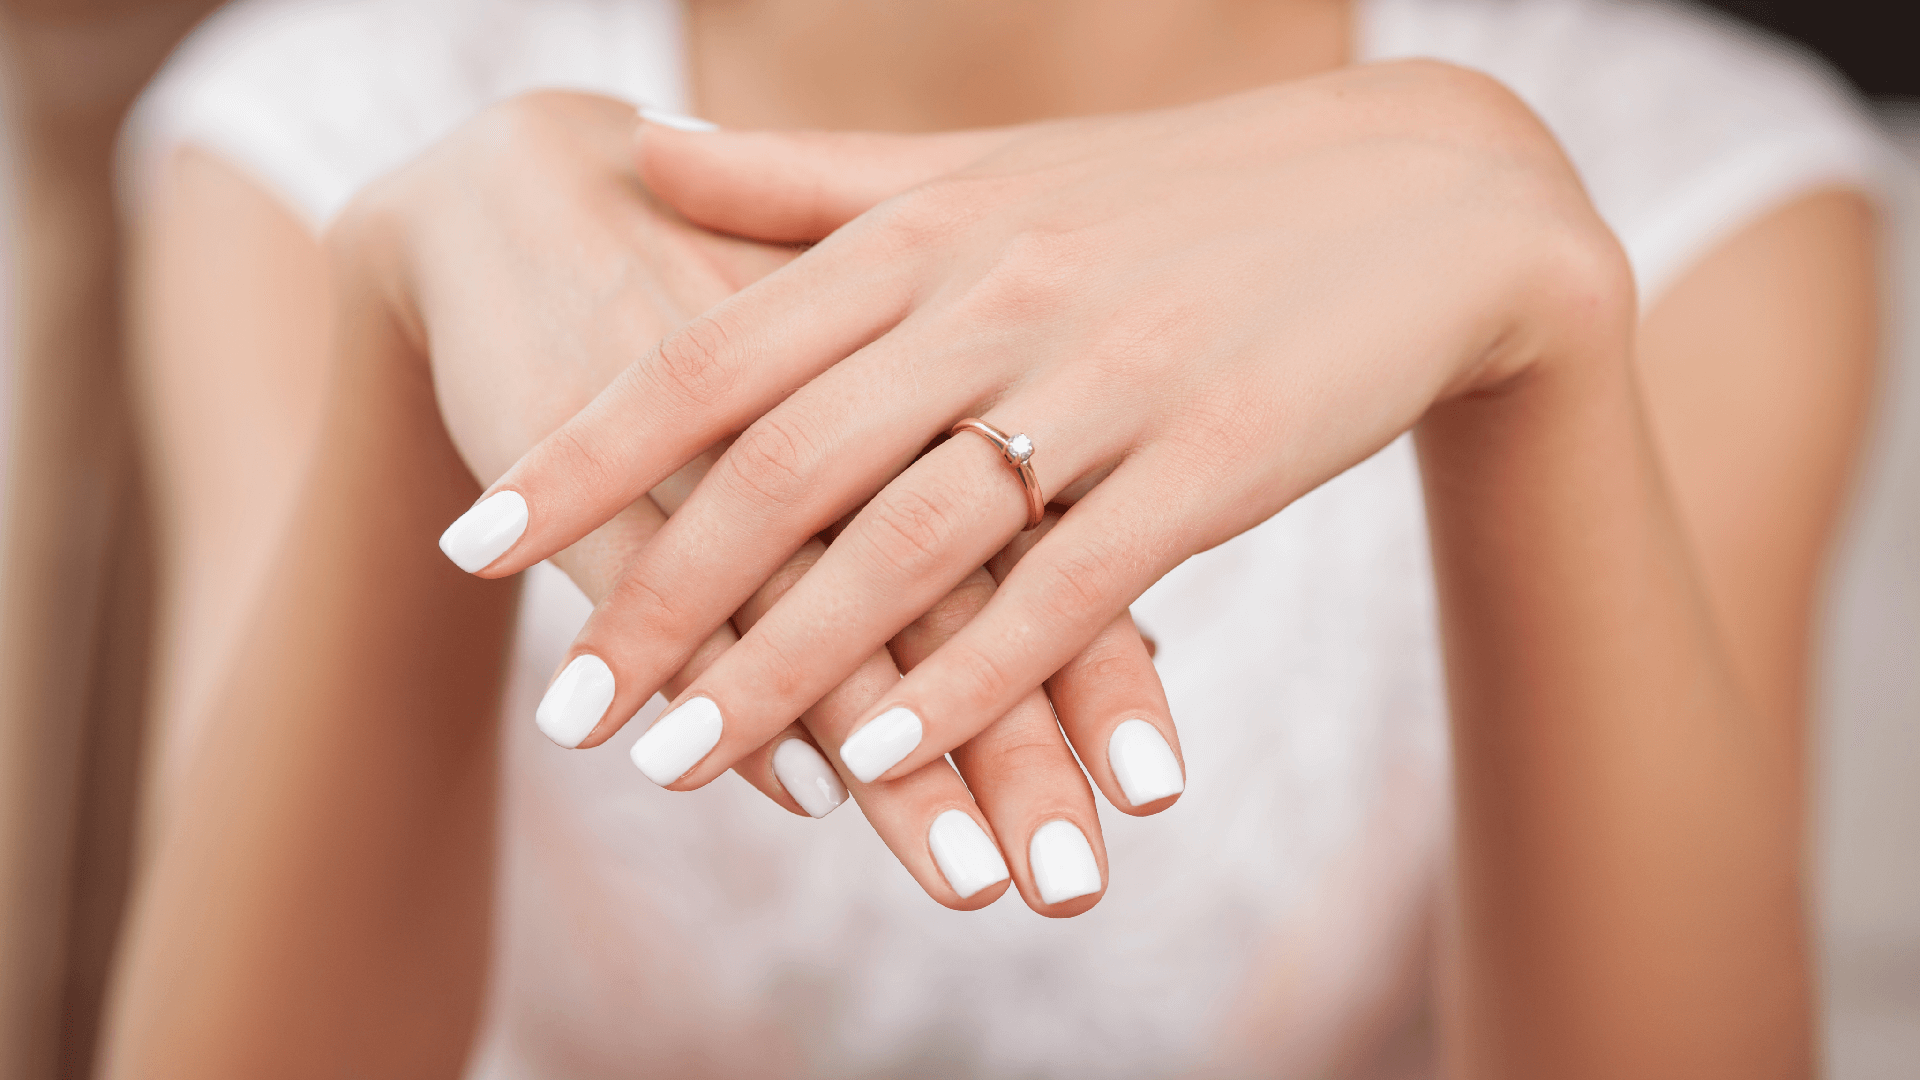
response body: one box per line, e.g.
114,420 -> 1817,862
435,231 -> 920,578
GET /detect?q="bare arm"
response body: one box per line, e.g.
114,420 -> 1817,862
1432,189 -> 1876,1076
130,150 -> 333,827
101,152 -> 512,1079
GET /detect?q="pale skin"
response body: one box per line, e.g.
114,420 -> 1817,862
106,1 -> 1876,1077
135,90 -> 1174,915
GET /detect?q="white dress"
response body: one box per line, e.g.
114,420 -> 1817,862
122,2 -> 1889,1076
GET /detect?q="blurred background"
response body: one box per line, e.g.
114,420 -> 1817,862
0,2 -> 1913,1077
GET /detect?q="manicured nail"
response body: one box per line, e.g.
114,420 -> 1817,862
639,107 -> 719,133
1028,819 -> 1102,904
927,809 -> 1009,900
629,696 -> 723,786
535,654 -> 616,749
839,706 -> 923,783
772,739 -> 847,819
1108,718 -> 1185,807
438,490 -> 527,573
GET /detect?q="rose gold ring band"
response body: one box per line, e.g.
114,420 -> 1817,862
949,417 -> 1044,531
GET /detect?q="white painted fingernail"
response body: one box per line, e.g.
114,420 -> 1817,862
1108,718 -> 1185,807
640,107 -> 719,133
630,696 -> 723,786
772,739 -> 847,818
839,706 -> 922,783
438,490 -> 528,573
535,654 -> 616,749
928,809 -> 1009,900
1029,819 -> 1102,904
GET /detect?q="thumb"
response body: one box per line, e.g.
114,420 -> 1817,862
636,114 -> 1006,243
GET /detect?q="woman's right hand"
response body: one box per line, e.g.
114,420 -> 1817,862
325,91 -> 1183,913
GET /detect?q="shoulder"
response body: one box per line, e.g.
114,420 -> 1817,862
1360,0 -> 1894,302
119,0 -> 686,229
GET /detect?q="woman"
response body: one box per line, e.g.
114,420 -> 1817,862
106,0 -> 1884,1076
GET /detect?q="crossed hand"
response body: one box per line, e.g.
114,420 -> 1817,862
365,61 -> 1602,915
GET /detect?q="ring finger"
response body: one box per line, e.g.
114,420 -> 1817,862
634,396 -> 1119,791
889,567 -> 1107,916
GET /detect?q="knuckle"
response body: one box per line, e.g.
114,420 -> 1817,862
753,547 -> 823,611
542,420 -> 628,505
722,412 -> 822,510
959,228 -> 1087,324
1033,538 -> 1126,625
861,173 -> 1013,257
741,628 -> 812,705
971,723 -> 1071,783
908,575 -> 1000,645
940,639 -> 1023,714
1054,626 -> 1142,686
861,485 -> 965,578
647,315 -> 739,410
870,180 -> 973,251
1089,302 -> 1202,395
605,568 -> 697,646
1055,646 -> 1160,725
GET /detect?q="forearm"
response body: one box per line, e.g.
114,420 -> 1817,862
1420,343 -> 1808,1077
100,263 -> 514,1079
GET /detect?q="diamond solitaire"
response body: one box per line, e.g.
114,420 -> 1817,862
948,418 -> 1045,530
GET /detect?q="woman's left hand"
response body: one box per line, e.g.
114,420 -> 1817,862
445,60 -> 1631,792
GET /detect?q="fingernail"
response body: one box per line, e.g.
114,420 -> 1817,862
1108,718 -> 1185,807
1028,819 -> 1102,904
928,809 -> 1009,900
630,696 -> 723,786
438,490 -> 528,573
535,654 -> 616,749
639,107 -> 719,133
772,739 -> 847,819
838,706 -> 923,783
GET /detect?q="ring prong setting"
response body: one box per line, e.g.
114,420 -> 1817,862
949,418 -> 1045,531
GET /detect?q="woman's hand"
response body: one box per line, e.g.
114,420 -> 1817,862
451,61 -> 1627,802
335,90 -> 1178,912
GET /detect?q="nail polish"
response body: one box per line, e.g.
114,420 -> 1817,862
1108,718 -> 1185,807
535,654 -> 616,749
927,809 -> 1009,900
438,490 -> 528,573
838,707 -> 923,783
629,696 -> 723,786
639,107 -> 719,133
1028,820 -> 1102,904
772,739 -> 848,819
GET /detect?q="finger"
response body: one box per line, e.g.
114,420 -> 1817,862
719,536 -> 1014,908
889,567 -> 1107,917
636,123 -> 1007,243
861,460 -> 1189,784
952,700 -> 1108,916
1044,610 -> 1185,814
545,492 -> 980,868
437,233 -> 921,580
537,488 -> 830,817
645,468 -> 1017,909
636,407 -> 1121,792
661,448 -> 1106,912
990,517 -> 1184,815
547,317 -> 1015,748
781,645 -> 1013,908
